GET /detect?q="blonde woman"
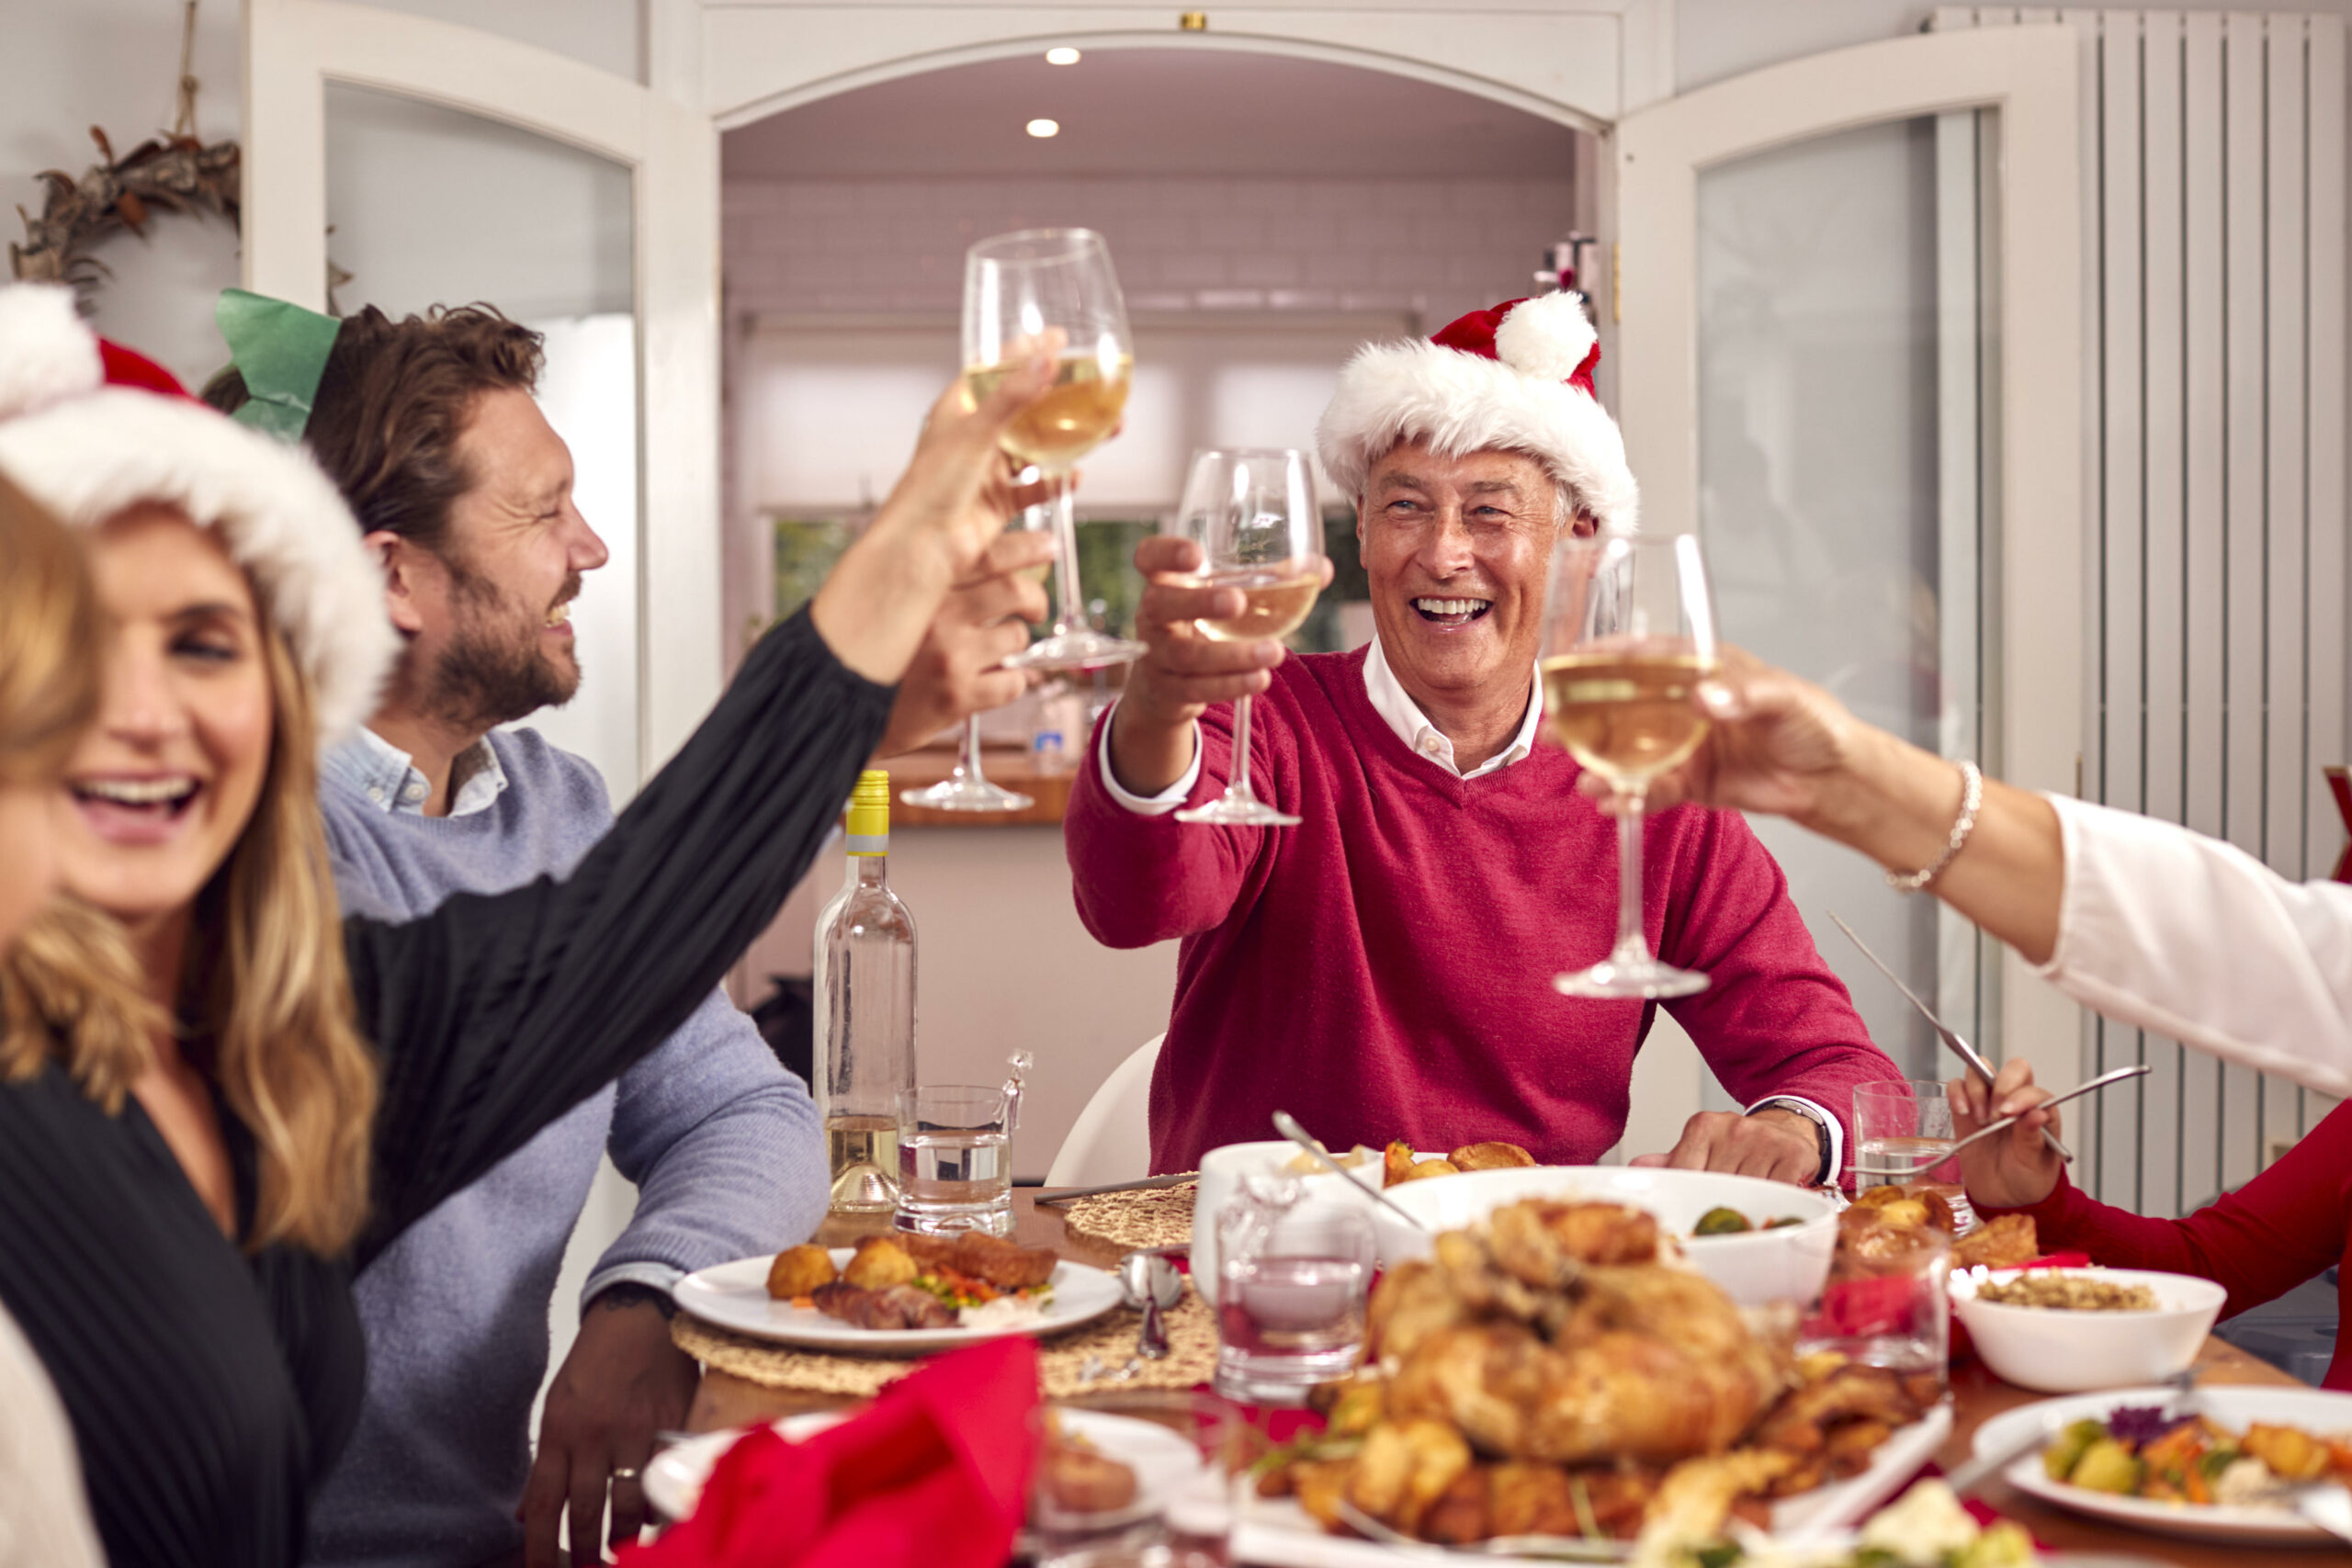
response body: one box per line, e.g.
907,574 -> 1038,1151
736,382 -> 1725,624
0,471 -> 107,1568
0,286 -> 1048,1568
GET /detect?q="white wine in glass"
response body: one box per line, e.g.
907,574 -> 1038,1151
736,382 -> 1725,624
1539,533 -> 1720,998
962,228 -> 1144,671
1171,448 -> 1325,829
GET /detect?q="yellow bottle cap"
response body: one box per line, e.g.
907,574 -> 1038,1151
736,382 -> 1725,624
845,768 -> 889,854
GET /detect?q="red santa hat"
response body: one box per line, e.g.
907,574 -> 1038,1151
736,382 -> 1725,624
0,285 -> 395,744
1316,291 -> 1638,536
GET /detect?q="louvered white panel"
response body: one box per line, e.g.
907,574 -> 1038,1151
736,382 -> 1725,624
1933,7 -> 2350,1216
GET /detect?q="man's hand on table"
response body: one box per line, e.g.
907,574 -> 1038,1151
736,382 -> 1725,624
871,530 -> 1056,761
1632,1107 -> 1823,1184
521,1288 -> 698,1566
1106,536 -> 1332,795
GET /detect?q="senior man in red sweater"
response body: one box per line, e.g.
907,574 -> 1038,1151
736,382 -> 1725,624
1064,293 -> 1903,1183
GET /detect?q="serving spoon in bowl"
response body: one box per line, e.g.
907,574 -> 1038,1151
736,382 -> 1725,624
1271,1111 -> 1430,1232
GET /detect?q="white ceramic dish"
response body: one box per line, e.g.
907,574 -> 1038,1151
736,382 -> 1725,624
1229,1404 -> 1951,1564
673,1248 -> 1123,1353
1191,1140 -> 1443,1289
1370,1166 -> 1840,1308
1951,1268 -> 2226,1393
1972,1385 -> 2352,1546
645,1407 -> 1204,1527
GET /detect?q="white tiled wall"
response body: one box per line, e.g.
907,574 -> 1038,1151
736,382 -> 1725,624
722,174 -> 1578,326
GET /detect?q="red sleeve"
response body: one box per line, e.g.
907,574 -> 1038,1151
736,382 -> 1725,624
1978,1101 -> 2352,1320
1062,700 -> 1271,949
1652,805 -> 1901,1148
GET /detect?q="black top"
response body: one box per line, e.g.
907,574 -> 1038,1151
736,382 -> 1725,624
0,608 -> 891,1568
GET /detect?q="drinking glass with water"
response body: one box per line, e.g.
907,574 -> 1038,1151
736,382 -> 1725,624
896,1052 -> 1031,1237
1212,1175 -> 1375,1405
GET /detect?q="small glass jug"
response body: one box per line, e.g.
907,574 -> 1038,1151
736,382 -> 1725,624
894,1051 -> 1031,1236
1212,1173 -> 1375,1405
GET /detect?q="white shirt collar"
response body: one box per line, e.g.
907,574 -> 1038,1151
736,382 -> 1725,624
1361,636 -> 1544,780
332,725 -> 509,818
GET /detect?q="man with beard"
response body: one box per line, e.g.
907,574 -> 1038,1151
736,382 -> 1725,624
205,300 -> 1050,1568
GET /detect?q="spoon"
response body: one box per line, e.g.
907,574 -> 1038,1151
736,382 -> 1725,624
1271,1111 -> 1430,1232
1118,1251 -> 1183,1364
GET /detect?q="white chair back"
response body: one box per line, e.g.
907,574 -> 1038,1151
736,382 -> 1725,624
1043,1033 -> 1164,1188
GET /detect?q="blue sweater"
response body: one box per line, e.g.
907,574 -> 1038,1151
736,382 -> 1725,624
305,728 -> 826,1568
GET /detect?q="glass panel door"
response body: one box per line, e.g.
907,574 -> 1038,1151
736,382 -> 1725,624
323,84 -> 643,796
1692,112 -> 1991,1083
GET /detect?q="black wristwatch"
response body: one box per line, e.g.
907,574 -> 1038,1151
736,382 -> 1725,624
592,1281 -> 677,1320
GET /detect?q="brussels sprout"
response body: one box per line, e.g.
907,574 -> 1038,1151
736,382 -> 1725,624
2041,1417 -> 2108,1482
1955,1520 -> 2038,1567
1692,1206 -> 1753,1235
1764,1215 -> 1804,1229
2067,1438 -> 2143,1495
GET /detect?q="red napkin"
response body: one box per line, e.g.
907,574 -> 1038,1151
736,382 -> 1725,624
626,1337 -> 1041,1568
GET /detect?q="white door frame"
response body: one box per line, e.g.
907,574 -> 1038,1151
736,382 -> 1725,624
1614,25 -> 2087,1099
243,0 -> 722,783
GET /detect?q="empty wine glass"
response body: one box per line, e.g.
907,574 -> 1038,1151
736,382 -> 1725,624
1539,533 -> 1720,998
1170,448 -> 1325,829
963,228 -> 1144,671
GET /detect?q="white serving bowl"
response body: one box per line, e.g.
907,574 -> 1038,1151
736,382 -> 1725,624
1951,1267 -> 2226,1393
1372,1165 -> 1840,1308
1190,1139 -> 1439,1289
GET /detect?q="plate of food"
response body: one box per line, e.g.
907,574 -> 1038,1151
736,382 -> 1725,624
1231,1193 -> 1956,1566
644,1405 -> 1203,1527
673,1232 -> 1123,1352
1971,1384 -> 2352,1545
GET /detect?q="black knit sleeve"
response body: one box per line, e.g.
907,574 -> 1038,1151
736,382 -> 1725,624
344,606 -> 890,1264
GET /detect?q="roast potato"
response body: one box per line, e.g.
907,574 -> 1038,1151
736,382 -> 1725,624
765,1243 -> 838,1300
841,1235 -> 919,1289
1448,1142 -> 1535,1172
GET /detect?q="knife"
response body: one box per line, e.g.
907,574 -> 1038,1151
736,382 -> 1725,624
1829,912 -> 2075,1164
1032,1171 -> 1199,1205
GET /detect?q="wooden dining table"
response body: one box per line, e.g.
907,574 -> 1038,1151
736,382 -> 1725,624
684,1195 -> 2324,1565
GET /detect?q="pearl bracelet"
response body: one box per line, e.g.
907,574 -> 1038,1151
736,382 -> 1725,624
1885,759 -> 1983,893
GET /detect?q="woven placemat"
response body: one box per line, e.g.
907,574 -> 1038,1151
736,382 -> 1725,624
1061,1181 -> 1197,1253
674,1279 -> 1217,1399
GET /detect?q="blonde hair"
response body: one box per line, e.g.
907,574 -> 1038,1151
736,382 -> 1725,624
182,615 -> 379,1255
0,471 -> 162,1110
0,506 -> 379,1257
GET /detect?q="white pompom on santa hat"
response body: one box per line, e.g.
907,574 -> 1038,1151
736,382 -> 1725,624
0,284 -> 396,744
1316,290 -> 1638,536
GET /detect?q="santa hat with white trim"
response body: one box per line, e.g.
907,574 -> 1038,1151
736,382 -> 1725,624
0,285 -> 396,744
1315,291 -> 1638,536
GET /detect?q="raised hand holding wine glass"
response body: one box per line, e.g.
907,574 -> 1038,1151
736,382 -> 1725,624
1540,532 -> 1721,998
1170,447 -> 1327,828
963,228 -> 1144,671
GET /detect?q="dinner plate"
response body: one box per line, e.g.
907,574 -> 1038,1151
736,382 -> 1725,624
673,1248 -> 1124,1353
643,1407 -> 1204,1527
1972,1385 -> 2352,1546
1228,1404 -> 1952,1565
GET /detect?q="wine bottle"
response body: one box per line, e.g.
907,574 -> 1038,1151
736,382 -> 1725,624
811,769 -> 917,1213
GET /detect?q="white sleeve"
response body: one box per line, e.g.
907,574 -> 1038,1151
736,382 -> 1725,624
2037,792 -> 2352,1098
1094,704 -> 1204,816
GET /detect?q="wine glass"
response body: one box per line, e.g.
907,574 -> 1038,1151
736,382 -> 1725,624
1540,532 -> 1720,998
899,485 -> 1047,813
1170,448 -> 1325,828
962,228 -> 1144,671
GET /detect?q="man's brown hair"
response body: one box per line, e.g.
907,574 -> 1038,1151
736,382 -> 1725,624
203,302 -> 544,555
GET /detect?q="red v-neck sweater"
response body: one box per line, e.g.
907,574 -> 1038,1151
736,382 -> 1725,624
1065,645 -> 1900,1174
1977,1100 -> 2352,1390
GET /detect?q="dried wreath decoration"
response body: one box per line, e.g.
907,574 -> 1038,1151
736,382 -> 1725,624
10,2 -> 241,300
9,127 -> 241,294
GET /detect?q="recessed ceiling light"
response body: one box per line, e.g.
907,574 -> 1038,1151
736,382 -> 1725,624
1026,118 -> 1060,138
1046,46 -> 1081,65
